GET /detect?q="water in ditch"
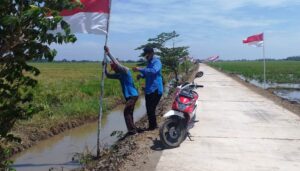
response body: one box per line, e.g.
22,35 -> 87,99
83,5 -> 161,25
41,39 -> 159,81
237,75 -> 300,104
11,98 -> 146,171
274,89 -> 300,104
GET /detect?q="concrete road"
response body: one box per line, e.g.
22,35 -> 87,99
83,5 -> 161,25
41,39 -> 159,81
155,64 -> 300,171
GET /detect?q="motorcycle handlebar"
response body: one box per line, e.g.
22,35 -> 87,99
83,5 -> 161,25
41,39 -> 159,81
182,83 -> 204,89
190,84 -> 204,89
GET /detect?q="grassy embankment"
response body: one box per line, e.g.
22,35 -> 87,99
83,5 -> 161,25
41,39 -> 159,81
11,61 -> 183,135
209,61 -> 300,83
14,62 -> 142,130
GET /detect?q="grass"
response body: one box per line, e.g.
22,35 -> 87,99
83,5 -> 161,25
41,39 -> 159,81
13,61 -> 196,133
18,62 -> 143,129
209,61 -> 300,83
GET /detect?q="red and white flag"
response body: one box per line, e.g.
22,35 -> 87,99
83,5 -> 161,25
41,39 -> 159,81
243,33 -> 264,47
206,55 -> 219,62
60,0 -> 110,35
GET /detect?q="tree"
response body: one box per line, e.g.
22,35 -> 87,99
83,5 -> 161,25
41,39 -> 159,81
286,56 -> 300,61
136,31 -> 189,82
0,0 -> 79,165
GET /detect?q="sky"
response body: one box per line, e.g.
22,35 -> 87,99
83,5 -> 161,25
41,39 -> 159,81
52,0 -> 300,61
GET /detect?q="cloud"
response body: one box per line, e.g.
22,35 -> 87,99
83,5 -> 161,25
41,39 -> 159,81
109,0 -> 287,34
110,15 -> 166,33
51,41 -> 102,60
210,0 -> 300,10
55,0 -> 300,60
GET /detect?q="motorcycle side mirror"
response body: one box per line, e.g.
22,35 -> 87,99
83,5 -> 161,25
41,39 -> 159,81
195,71 -> 204,78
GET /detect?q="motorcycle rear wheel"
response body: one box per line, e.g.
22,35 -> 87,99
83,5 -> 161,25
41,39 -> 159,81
159,117 -> 186,148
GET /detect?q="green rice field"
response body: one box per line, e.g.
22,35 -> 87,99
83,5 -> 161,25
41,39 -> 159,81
19,62 -> 142,128
209,61 -> 300,83
18,62 -> 179,129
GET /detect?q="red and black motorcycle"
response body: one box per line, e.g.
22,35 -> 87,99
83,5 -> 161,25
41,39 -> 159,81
159,71 -> 203,148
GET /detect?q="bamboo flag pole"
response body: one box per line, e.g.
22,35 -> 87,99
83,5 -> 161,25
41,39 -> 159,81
97,0 -> 112,158
263,32 -> 266,89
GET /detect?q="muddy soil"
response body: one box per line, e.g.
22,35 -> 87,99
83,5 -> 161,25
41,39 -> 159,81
80,65 -> 200,171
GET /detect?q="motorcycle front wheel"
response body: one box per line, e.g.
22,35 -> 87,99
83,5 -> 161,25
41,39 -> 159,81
159,117 -> 186,148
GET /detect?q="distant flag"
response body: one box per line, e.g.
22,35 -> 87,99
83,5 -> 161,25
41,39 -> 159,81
60,0 -> 110,35
243,33 -> 264,47
242,32 -> 267,89
206,55 -> 219,62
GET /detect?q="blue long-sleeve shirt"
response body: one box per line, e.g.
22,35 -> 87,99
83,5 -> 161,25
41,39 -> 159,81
104,53 -> 138,99
105,69 -> 139,99
138,57 -> 163,95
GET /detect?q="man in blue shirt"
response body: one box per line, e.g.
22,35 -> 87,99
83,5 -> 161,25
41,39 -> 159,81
104,46 -> 140,135
133,47 -> 163,130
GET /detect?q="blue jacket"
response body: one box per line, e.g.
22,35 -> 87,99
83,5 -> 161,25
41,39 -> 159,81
138,57 -> 163,95
105,69 -> 139,99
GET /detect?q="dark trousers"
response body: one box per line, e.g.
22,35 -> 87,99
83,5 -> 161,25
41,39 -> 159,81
145,90 -> 162,128
124,96 -> 138,132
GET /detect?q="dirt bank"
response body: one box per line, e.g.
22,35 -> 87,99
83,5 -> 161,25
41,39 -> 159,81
3,99 -> 124,158
80,65 -> 200,171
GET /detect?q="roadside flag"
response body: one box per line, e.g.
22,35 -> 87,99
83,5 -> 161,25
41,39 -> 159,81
206,55 -> 219,62
242,32 -> 266,89
60,0 -> 110,35
243,33 -> 264,47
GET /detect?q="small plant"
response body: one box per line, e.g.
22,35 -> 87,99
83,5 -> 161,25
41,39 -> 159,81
0,147 -> 15,171
110,130 -> 125,139
72,146 -> 94,167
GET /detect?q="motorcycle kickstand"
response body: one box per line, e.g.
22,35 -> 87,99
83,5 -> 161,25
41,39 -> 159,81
187,132 -> 194,141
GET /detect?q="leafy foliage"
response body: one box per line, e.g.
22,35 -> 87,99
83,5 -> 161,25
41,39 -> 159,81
0,147 -> 14,170
0,0 -> 80,165
136,31 -> 189,82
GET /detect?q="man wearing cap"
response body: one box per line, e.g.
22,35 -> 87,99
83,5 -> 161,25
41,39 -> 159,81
103,46 -> 140,135
133,47 -> 163,130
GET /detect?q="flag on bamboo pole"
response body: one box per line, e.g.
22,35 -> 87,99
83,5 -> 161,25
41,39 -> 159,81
60,0 -> 110,35
243,33 -> 264,47
206,55 -> 219,62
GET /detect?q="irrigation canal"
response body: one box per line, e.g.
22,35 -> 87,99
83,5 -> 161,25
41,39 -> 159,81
12,98 -> 146,171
